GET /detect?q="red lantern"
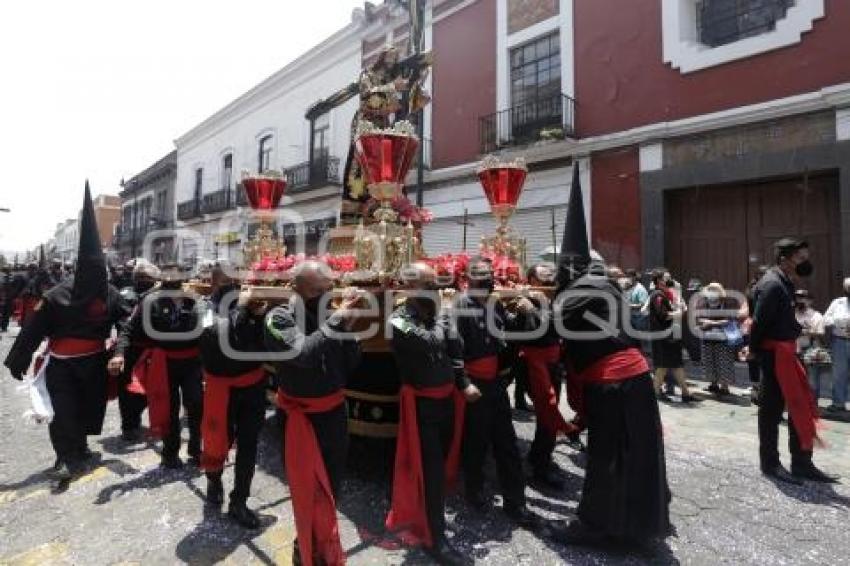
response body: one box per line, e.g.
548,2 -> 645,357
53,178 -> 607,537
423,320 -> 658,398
241,174 -> 287,211
476,156 -> 528,220
355,128 -> 419,207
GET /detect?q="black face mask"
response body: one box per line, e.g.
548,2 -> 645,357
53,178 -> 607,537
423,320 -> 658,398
134,279 -> 155,293
217,283 -> 239,298
470,277 -> 495,294
304,295 -> 323,316
795,260 -> 814,278
160,281 -> 183,291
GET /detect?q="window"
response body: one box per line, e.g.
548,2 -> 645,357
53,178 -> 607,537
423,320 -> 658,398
698,0 -> 795,47
311,114 -> 330,161
222,153 -> 233,190
194,168 -> 203,202
663,0 -> 823,73
510,31 -> 561,107
155,191 -> 166,219
258,135 -> 273,173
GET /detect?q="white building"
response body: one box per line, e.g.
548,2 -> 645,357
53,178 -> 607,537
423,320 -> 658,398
173,12 -> 367,264
54,218 -> 79,263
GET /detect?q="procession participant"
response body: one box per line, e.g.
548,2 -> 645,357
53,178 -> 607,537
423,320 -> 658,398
110,262 -> 205,469
264,261 -> 362,566
199,266 -> 268,529
48,258 -> 64,285
18,262 -> 53,326
515,262 -> 579,489
751,238 -> 838,484
386,262 -> 479,566
4,183 -> 129,482
555,163 -> 670,545
454,257 -> 539,528
113,259 -> 160,442
0,266 -> 12,332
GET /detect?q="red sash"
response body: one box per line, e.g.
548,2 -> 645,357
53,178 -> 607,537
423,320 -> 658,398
520,345 -> 577,437
568,348 -> 650,429
48,337 -> 106,357
200,367 -> 267,472
385,382 -> 465,548
464,356 -> 499,381
19,296 -> 39,325
762,340 -> 823,451
131,347 -> 199,438
276,390 -> 346,566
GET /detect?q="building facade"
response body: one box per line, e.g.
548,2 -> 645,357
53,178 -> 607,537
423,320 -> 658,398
54,219 -> 78,264
167,0 -> 850,302
115,151 -> 177,264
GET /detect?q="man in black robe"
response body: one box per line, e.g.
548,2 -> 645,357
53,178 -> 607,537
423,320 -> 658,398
4,182 -> 128,482
556,163 -> 670,545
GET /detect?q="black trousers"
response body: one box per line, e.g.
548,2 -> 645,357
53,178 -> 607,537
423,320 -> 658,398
527,363 -> 563,473
416,395 -> 454,542
758,353 -> 811,470
117,349 -> 147,432
162,358 -> 203,460
45,352 -> 109,464
0,296 -> 10,331
206,381 -> 267,502
462,378 -> 525,507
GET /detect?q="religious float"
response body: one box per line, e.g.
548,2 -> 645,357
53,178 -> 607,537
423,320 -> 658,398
189,44 -> 549,439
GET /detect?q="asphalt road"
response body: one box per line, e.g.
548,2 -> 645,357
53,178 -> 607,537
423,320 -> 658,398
1,325 -> 849,566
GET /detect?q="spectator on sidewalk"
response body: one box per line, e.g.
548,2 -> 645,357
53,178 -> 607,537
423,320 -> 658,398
697,282 -> 740,397
649,269 -> 695,403
823,278 -> 850,412
794,290 -> 830,403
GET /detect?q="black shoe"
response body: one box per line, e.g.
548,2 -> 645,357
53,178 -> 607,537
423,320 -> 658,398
161,455 -> 184,469
79,447 -> 96,462
761,464 -> 802,485
504,504 -> 541,529
465,491 -> 488,510
565,432 -> 585,452
426,536 -> 470,566
532,468 -> 565,490
681,394 -> 700,404
825,404 -> 845,414
663,385 -> 676,396
228,500 -> 260,529
706,383 -> 720,394
791,464 -> 840,484
656,392 -> 672,403
206,476 -> 224,505
121,429 -> 142,443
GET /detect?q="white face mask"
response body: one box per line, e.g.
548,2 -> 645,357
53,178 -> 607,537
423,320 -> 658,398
617,277 -> 631,290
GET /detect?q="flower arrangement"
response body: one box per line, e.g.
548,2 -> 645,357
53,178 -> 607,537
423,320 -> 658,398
425,252 -> 522,288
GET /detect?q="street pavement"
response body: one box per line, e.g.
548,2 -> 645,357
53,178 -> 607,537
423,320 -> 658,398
1,325 -> 849,566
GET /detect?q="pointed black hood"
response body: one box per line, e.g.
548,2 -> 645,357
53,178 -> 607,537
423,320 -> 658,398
556,162 -> 591,290
71,181 -> 108,304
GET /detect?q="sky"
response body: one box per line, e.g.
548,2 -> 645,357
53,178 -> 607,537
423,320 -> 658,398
0,0 -> 368,254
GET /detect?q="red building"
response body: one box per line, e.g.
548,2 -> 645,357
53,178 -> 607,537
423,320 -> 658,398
357,0 -> 850,301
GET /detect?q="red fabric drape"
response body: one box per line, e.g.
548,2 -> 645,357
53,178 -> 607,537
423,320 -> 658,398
131,347 -> 199,438
520,345 -> 577,437
48,337 -> 105,357
200,367 -> 266,472
276,390 -> 346,566
385,382 -> 465,548
464,356 -> 498,380
762,340 -> 823,451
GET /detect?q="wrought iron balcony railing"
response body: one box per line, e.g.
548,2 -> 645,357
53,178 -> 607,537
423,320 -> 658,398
202,188 -> 235,214
479,93 -> 576,154
285,155 -> 342,193
177,199 -> 202,221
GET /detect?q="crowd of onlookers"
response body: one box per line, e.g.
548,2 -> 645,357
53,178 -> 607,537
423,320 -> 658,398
608,265 -> 850,414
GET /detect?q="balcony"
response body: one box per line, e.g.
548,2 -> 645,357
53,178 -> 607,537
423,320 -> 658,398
202,188 -> 236,214
177,199 -> 202,221
479,93 -> 576,154
285,155 -> 341,193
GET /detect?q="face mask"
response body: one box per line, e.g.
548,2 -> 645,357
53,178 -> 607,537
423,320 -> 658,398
135,279 -> 155,293
795,260 -> 814,278
617,278 -> 631,290
304,295 -> 323,315
470,277 -> 494,294
160,281 -> 182,291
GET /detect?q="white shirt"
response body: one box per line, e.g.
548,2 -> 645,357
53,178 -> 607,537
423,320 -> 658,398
823,296 -> 850,338
795,307 -> 824,350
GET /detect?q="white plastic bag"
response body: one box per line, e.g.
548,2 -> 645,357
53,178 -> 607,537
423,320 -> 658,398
25,356 -> 54,424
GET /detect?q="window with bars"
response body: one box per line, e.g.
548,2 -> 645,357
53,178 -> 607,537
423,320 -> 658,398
194,168 -> 203,203
258,135 -> 273,173
222,153 -> 233,190
697,0 -> 795,48
510,31 -> 561,107
312,114 -> 330,161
